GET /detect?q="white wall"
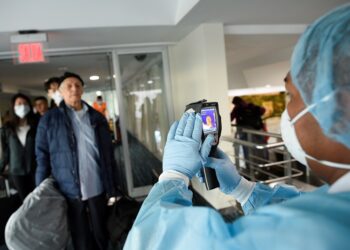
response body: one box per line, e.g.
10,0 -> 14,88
168,23 -> 235,209
225,33 -> 297,90
243,60 -> 290,88
168,23 -> 231,136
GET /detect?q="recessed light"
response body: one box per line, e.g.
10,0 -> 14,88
90,75 -> 100,81
96,91 -> 102,96
265,84 -> 271,88
147,80 -> 153,84
113,74 -> 116,78
58,66 -> 68,71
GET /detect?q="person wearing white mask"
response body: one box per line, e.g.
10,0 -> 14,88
44,77 -> 63,108
124,4 -> 350,250
0,93 -> 39,201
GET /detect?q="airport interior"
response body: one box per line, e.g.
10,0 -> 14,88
0,1 -> 349,249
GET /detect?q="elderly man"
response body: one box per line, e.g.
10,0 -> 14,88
124,4 -> 350,250
36,72 -> 117,250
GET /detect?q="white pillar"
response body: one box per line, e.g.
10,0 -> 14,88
168,23 -> 236,209
169,23 -> 231,136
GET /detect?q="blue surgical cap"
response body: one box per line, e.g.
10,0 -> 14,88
291,3 -> 350,149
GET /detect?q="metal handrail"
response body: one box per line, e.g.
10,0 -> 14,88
221,128 -> 303,184
222,136 -> 284,150
241,127 -> 282,139
231,125 -> 282,138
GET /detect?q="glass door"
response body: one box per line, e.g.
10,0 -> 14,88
112,48 -> 173,197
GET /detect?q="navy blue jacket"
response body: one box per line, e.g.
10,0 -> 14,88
35,101 -> 117,199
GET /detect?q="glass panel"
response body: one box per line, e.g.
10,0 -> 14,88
119,52 -> 167,187
80,54 -> 127,193
0,52 -> 128,194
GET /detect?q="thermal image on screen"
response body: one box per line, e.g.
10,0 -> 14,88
201,108 -> 217,133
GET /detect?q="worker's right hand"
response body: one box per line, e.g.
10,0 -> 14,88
163,112 -> 214,179
205,148 -> 242,194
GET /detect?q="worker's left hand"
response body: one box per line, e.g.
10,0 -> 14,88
206,148 -> 242,194
163,112 -> 214,179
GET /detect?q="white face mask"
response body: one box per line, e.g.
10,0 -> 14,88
14,104 -> 30,119
52,91 -> 63,106
280,107 -> 350,170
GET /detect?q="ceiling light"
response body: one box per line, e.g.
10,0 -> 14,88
265,84 -> 271,88
58,66 -> 68,71
113,74 -> 116,78
90,75 -> 100,81
228,86 -> 285,96
96,91 -> 102,96
147,80 -> 154,84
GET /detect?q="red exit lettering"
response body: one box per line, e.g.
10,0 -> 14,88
18,43 -> 45,63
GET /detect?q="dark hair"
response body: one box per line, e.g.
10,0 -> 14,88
97,96 -> 103,101
59,72 -> 84,87
7,93 -> 37,131
34,96 -> 48,103
44,77 -> 60,91
232,96 -> 245,105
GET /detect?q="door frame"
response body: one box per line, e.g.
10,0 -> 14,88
112,46 -> 174,197
0,44 -> 174,198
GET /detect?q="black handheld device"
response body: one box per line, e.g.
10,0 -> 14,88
185,99 -> 222,190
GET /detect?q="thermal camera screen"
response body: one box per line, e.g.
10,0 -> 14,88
201,108 -> 217,134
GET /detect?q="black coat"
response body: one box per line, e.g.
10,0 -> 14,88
0,124 -> 37,176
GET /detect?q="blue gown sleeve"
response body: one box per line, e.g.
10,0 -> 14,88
124,180 -> 348,250
242,182 -> 301,214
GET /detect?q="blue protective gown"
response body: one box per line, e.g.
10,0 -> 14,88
124,180 -> 350,250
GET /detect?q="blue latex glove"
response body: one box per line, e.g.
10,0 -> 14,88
205,148 -> 242,194
163,112 -> 214,179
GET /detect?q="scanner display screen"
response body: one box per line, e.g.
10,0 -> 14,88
201,108 -> 217,134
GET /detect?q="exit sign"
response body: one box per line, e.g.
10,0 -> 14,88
17,43 -> 45,63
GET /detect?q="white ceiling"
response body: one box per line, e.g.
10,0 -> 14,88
0,0 -> 200,31
0,0 -> 348,93
0,0 -> 347,54
225,34 -> 300,65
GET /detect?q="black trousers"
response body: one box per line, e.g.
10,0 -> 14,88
67,193 -> 108,250
11,174 -> 35,202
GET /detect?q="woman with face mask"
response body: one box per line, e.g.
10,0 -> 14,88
124,4 -> 350,250
0,93 -> 39,201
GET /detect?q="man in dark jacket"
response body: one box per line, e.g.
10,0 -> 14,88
35,72 -> 117,250
230,96 -> 267,165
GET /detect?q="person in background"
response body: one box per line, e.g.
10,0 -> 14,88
124,4 -> 350,249
231,96 -> 267,164
93,95 -> 109,119
44,77 -> 62,108
33,96 -> 49,117
1,110 -> 11,126
0,93 -> 38,202
231,96 -> 266,130
36,72 -> 117,250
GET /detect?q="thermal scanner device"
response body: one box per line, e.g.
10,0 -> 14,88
185,99 -> 222,190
